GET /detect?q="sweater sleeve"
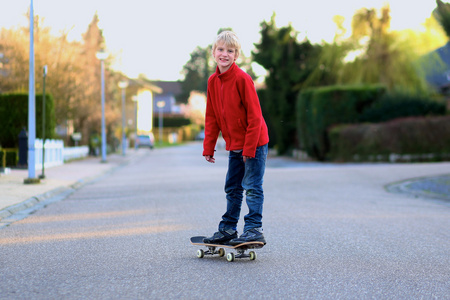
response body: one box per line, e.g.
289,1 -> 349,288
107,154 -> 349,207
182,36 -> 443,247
240,76 -> 263,158
202,86 -> 220,157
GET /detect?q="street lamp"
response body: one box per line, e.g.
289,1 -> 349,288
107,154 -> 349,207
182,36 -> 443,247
156,100 -> 165,146
25,0 -> 39,184
96,50 -> 108,163
39,65 -> 48,179
118,80 -> 128,156
131,96 -> 138,149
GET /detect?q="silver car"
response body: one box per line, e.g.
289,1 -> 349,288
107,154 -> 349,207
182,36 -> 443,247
136,133 -> 155,149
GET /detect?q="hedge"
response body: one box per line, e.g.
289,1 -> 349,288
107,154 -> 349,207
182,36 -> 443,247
0,93 -> 55,148
328,115 -> 450,162
0,149 -> 18,168
296,84 -> 386,160
152,116 -> 190,128
360,93 -> 446,123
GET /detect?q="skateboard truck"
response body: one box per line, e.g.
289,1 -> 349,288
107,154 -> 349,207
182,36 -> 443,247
197,246 -> 226,258
191,236 -> 263,262
226,249 -> 257,262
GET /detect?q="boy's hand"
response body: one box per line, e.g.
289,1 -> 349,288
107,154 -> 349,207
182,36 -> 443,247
243,156 -> 251,163
204,155 -> 215,163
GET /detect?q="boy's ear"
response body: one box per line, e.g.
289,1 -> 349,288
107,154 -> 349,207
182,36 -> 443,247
235,49 -> 240,60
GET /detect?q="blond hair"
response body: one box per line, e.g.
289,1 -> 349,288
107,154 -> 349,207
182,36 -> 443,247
212,31 -> 241,58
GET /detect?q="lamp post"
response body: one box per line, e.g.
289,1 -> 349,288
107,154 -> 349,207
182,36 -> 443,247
25,0 -> 39,184
118,80 -> 128,156
132,96 -> 138,149
156,100 -> 165,146
96,50 -> 108,163
39,65 -> 48,179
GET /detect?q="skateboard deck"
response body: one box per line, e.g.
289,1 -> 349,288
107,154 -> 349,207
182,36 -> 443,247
190,236 -> 264,262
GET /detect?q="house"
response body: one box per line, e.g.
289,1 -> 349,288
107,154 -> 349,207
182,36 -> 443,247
125,77 -> 162,134
153,81 -> 183,115
424,42 -> 450,95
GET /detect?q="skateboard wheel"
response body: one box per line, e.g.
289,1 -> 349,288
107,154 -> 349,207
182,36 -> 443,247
197,249 -> 204,258
249,251 -> 256,260
218,248 -> 225,257
226,253 -> 235,262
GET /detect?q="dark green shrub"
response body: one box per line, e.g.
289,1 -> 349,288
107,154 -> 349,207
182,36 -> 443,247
328,116 -> 450,161
297,84 -> 386,160
4,149 -> 19,167
153,116 -> 190,128
0,93 -> 55,148
360,93 -> 446,123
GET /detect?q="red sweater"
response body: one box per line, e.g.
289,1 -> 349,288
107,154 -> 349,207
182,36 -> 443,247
203,63 -> 269,158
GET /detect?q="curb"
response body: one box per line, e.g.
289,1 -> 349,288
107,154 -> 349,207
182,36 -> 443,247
385,174 -> 450,202
0,151 -> 145,229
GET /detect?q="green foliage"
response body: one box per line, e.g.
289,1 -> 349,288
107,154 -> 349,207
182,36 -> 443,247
0,149 -> 18,167
297,85 -> 386,160
328,5 -> 432,94
329,116 -> 450,161
360,93 -> 447,123
0,93 -> 55,148
5,149 -> 18,167
253,14 -> 321,154
434,0 -> 450,40
179,46 -> 212,104
153,116 -> 191,128
303,41 -> 354,88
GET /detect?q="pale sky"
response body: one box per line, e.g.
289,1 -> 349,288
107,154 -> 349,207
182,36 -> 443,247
0,0 -> 438,81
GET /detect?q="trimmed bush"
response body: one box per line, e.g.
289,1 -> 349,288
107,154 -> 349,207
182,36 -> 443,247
153,116 -> 190,128
329,116 -> 450,162
297,84 -> 386,160
0,93 -> 55,148
0,149 -> 18,167
360,93 -> 446,123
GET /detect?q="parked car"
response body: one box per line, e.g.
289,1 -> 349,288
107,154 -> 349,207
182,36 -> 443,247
136,133 -> 155,149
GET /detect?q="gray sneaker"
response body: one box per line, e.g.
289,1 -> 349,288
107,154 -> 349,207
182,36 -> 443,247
229,228 -> 266,245
203,228 -> 238,244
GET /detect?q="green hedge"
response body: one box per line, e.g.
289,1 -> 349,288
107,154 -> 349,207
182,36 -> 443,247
296,84 -> 386,160
0,149 -> 18,168
328,116 -> 450,162
152,116 -> 190,128
360,93 -> 446,123
0,93 -> 55,148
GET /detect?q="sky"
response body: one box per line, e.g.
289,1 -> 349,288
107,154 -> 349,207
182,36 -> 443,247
0,0 -> 439,81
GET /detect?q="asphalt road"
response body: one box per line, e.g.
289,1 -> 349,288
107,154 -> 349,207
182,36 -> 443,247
1,143 -> 449,299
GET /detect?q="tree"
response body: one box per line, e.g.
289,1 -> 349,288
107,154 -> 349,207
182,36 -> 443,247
345,5 -> 430,93
253,14 -> 321,154
434,0 -> 450,39
0,13 -> 120,146
179,46 -> 211,104
303,15 -> 354,88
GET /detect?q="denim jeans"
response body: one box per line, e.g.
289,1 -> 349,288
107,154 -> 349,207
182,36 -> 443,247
219,143 -> 268,233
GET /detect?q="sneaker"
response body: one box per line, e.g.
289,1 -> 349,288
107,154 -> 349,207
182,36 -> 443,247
203,228 -> 238,244
229,228 -> 266,245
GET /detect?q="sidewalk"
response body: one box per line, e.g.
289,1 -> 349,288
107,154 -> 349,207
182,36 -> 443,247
0,148 -> 147,226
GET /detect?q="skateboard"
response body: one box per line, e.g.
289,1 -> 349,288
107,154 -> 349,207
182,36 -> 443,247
190,236 -> 264,262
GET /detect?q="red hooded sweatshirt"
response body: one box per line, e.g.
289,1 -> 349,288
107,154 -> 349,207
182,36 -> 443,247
203,63 -> 269,158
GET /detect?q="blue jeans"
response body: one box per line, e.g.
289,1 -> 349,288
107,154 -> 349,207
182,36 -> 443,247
219,144 -> 268,233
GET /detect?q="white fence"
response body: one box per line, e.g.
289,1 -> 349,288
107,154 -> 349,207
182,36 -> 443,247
35,139 -> 89,170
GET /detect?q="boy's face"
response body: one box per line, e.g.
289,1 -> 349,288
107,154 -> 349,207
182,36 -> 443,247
213,42 -> 239,73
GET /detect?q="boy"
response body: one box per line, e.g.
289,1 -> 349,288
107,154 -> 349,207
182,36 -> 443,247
202,31 -> 269,245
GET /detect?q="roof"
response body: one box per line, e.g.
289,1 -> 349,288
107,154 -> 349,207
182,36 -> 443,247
130,77 -> 163,94
153,81 -> 182,96
424,42 -> 450,89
